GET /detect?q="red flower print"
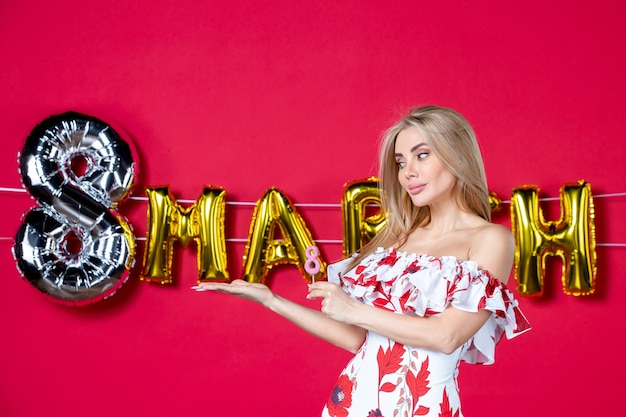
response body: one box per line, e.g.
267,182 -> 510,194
415,406 -> 431,416
438,387 -> 460,417
430,257 -> 443,269
343,276 -> 357,286
377,250 -> 399,267
477,295 -> 486,310
446,279 -> 459,302
485,274 -> 497,297
373,297 -> 394,312
399,289 -> 412,312
406,356 -> 431,412
403,260 -> 421,275
424,308 -> 440,316
513,305 -> 531,333
326,375 -> 354,417
368,409 -> 384,417
376,342 -> 405,384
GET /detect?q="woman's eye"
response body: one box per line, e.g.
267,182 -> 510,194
417,152 -> 429,160
396,160 -> 406,168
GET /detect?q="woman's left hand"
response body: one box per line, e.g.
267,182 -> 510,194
307,281 -> 361,324
193,279 -> 276,307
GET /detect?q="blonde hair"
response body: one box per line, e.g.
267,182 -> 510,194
346,105 -> 491,269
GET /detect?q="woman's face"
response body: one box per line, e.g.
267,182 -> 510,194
394,127 -> 456,208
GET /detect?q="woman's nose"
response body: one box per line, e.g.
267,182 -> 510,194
404,160 -> 418,177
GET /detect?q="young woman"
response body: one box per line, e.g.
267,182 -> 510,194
195,105 -> 531,417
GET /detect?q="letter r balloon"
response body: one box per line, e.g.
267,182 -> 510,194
341,178 -> 386,258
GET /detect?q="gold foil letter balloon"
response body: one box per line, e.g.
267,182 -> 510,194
141,186 -> 229,284
242,188 -> 325,284
341,178 -> 386,258
489,191 -> 503,212
510,181 -> 597,296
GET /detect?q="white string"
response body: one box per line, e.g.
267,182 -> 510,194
3,235 -> 622,246
0,235 -> 345,244
0,187 -> 26,193
0,187 -> 341,207
499,191 -> 626,203
2,186 -> 626,204
3,186 -> 626,203
1,186 -> 625,246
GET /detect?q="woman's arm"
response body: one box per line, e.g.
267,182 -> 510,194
308,224 -> 515,354
196,280 -> 367,353
307,281 -> 490,354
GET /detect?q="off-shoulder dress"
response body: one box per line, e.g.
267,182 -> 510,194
320,247 -> 531,417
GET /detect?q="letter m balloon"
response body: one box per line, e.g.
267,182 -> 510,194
141,186 -> 229,284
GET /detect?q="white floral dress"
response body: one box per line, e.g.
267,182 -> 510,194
320,248 -> 531,417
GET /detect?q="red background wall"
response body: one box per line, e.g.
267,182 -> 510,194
1,1 -> 625,416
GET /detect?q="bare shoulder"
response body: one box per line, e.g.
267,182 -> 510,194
474,222 -> 514,246
468,222 -> 515,283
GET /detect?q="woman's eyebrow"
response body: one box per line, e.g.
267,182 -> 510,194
410,143 -> 428,153
395,143 -> 427,157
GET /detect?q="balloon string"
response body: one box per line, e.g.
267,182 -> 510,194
499,191 -> 626,204
0,187 -> 26,193
3,236 -> 626,246
593,192 -> 626,198
0,187 -> 340,207
3,186 -> 626,205
128,197 -> 341,208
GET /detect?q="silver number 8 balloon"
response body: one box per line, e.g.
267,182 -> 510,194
13,112 -> 137,305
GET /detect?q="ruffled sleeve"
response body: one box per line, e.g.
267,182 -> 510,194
326,257 -> 352,286
444,261 -> 531,365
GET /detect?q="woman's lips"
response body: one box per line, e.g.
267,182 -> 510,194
408,183 -> 425,195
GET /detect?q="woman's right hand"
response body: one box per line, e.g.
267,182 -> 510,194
193,279 -> 275,307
